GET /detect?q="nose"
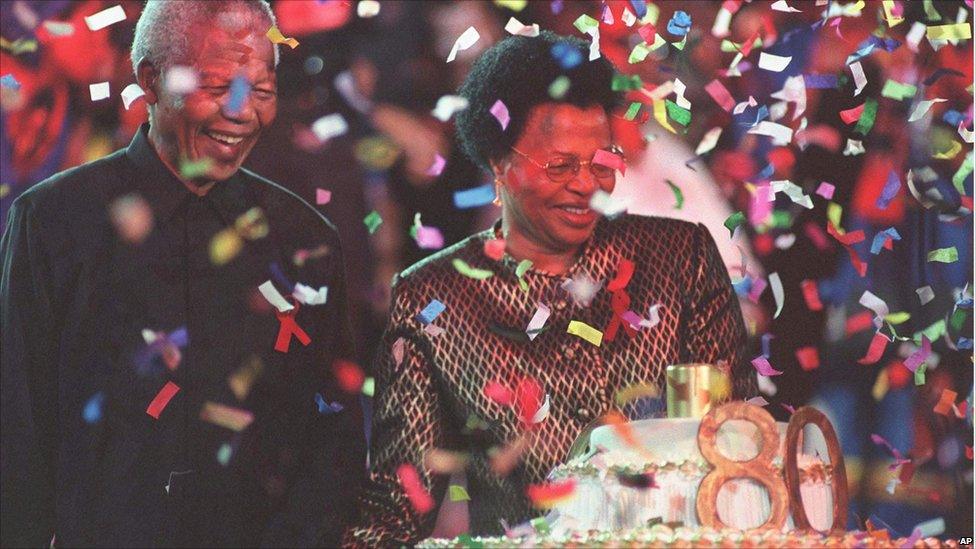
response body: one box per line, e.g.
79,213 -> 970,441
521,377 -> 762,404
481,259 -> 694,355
221,91 -> 257,124
565,164 -> 600,197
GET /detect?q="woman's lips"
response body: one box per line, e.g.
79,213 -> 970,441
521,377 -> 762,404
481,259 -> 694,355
553,205 -> 597,227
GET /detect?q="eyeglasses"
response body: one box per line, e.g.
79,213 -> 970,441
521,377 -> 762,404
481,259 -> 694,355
509,145 -> 625,183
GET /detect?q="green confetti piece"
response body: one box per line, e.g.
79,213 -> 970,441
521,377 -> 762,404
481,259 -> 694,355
629,42 -> 651,63
515,259 -> 533,278
927,246 -> 958,263
216,443 -> 232,466
770,211 -> 793,229
915,319 -> 946,345
363,210 -> 382,234
624,102 -> 641,121
853,99 -> 877,135
951,151 -> 973,194
950,308 -> 968,331
452,258 -> 494,280
884,312 -> 911,325
922,0 -> 942,21
827,202 -> 843,230
530,517 -> 551,535
548,75 -> 570,100
611,73 -> 643,91
361,376 -> 375,397
179,157 -> 213,179
455,534 -> 484,549
573,14 -> 599,33
724,211 -> 745,237
880,80 -> 917,101
665,179 -> 684,209
671,34 -> 687,51
448,485 -> 470,502
914,363 -> 926,386
664,100 -> 691,126
720,36 -> 763,53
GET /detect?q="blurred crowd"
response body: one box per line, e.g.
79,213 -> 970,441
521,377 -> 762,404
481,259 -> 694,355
1,0 -> 972,538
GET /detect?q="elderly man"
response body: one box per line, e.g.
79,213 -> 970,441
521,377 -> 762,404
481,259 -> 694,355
0,1 -> 363,546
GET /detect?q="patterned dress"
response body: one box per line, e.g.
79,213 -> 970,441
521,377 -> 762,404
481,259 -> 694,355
345,214 -> 756,546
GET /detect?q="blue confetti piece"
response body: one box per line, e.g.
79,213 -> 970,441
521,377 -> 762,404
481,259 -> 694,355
226,74 -> 250,114
550,41 -> 583,70
453,184 -> 496,209
732,275 -> 753,297
803,74 -> 838,89
875,170 -> 901,210
550,0 -> 564,15
0,74 -> 21,90
956,297 -> 973,309
870,227 -> 901,254
417,299 -> 446,325
666,10 -> 691,37
761,333 -> 774,359
168,327 -> 189,347
314,393 -> 344,415
83,392 -> 105,424
629,0 -> 648,19
957,338 -> 973,350
269,261 -> 295,293
942,110 -> 965,126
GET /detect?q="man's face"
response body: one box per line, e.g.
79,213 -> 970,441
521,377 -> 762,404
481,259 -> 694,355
146,12 -> 277,182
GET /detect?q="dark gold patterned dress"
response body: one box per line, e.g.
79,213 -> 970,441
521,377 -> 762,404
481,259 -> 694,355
345,214 -> 756,546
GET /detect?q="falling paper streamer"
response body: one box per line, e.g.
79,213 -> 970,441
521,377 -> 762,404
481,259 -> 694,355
266,26 -> 299,49
431,95 -> 468,122
490,99 -> 510,130
850,61 -> 867,96
567,320 -> 603,346
505,17 -> 539,37
258,280 -> 294,312
146,381 -> 180,419
120,83 -> 145,110
89,82 -> 110,101
85,4 -> 126,31
758,52 -> 792,72
664,180 -> 684,209
748,121 -> 794,146
447,26 -> 480,63
526,303 -> 551,341
751,356 -> 783,376
769,272 -> 785,318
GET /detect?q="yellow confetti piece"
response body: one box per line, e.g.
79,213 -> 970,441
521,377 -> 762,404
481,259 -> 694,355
884,312 -> 911,325
567,320 -> 603,347
827,202 -> 844,234
0,36 -> 38,55
210,229 -> 243,265
227,356 -> 264,401
493,0 -> 527,10
448,484 -> 471,501
871,369 -> 889,401
881,0 -> 904,27
932,140 -> 962,159
266,25 -> 299,49
652,99 -> 677,134
452,258 -> 494,280
926,23 -> 972,40
615,383 -> 660,406
200,402 -> 254,432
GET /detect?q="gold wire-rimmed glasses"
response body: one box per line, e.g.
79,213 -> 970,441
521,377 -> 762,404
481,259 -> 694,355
509,145 -> 625,183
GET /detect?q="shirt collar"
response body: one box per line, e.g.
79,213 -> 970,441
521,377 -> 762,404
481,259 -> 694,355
124,123 -> 252,225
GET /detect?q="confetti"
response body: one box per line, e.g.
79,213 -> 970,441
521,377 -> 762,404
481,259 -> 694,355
146,381 -> 180,419
84,4 -> 126,31
751,356 -> 783,376
495,0 -> 528,11
0,74 -> 20,90
926,23 -> 972,40
363,210 -> 383,234
109,194 -> 154,244
315,188 -> 332,205
769,272 -> 785,318
816,182 -> 836,199
747,121 -> 794,146
850,61 -> 867,96
666,10 -> 692,37
723,211 -> 746,238
903,336 -> 931,373
567,320 -> 603,346
758,52 -> 792,72
664,100 -> 691,127
448,485 -> 470,502
315,393 -> 344,415
870,227 -> 901,254
418,299 -> 446,325
266,25 -> 299,49
453,184 -> 496,209
426,154 -> 446,177
397,463 -> 434,514
796,347 -> 820,371
357,0 -> 381,18
526,303 -> 551,341
293,283 -> 328,305
431,95 -> 468,122
857,332 -> 890,365
447,26 -> 480,63
216,443 -> 233,466
333,359 -> 366,393
664,180 -> 683,209
179,157 -> 213,180
876,171 -> 901,209
548,75 -> 571,99
228,356 -> 263,401
695,127 -> 723,156
450,258 -> 492,282
880,80 -> 917,101
927,247 -> 958,263
258,280 -> 294,312
83,392 -> 105,424
771,0 -> 802,12
592,149 -> 626,175
505,17 -> 539,37
527,479 -> 576,508
854,99 -> 878,134
490,99 -> 510,130
311,113 -> 348,142
200,402 -> 254,432
916,286 -> 935,305
933,390 -> 957,416
89,82 -> 110,102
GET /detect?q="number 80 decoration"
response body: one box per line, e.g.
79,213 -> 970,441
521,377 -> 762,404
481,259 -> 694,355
696,402 -> 848,533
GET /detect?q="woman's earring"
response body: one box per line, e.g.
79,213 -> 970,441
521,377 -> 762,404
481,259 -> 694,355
493,178 -> 503,207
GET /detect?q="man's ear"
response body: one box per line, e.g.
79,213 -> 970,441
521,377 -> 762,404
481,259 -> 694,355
136,59 -> 160,106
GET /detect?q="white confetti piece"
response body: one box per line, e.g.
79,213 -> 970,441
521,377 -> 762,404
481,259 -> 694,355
293,283 -> 328,305
906,21 -> 926,52
164,66 -> 199,94
530,394 -> 550,424
746,396 -> 770,406
908,98 -> 948,122
311,113 -> 348,142
640,304 -> 662,329
859,290 -> 890,328
843,138 -> 865,155
758,374 -> 778,396
916,286 -> 935,305
771,0 -> 802,12
589,189 -> 629,217
850,61 -> 867,96
258,281 -> 294,312
769,272 -> 785,318
120,83 -> 145,110
357,0 -> 380,18
526,303 -> 551,341
84,4 -> 126,31
89,82 -> 110,101
431,95 -> 468,122
447,26 -> 480,63
758,52 -> 792,72
673,78 -> 692,109
770,180 -> 813,208
748,121 -> 794,146
695,127 -> 723,155
504,17 -> 539,37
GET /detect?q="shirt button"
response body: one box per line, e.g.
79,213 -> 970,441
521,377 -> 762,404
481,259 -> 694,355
564,346 -> 576,359
577,408 -> 591,418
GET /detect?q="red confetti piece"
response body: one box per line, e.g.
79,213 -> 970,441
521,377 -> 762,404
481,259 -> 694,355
857,332 -> 889,365
845,310 -> 875,335
637,23 -> 656,44
146,381 -> 180,419
526,478 -> 576,508
332,359 -> 365,393
887,361 -> 911,389
484,380 -> 514,406
803,222 -> 831,251
898,462 -> 916,484
800,280 -> 823,311
396,463 -> 434,514
795,346 -> 820,371
483,238 -> 505,261
840,103 -> 865,124
965,446 -> 973,460
933,389 -> 957,416
515,377 -> 543,425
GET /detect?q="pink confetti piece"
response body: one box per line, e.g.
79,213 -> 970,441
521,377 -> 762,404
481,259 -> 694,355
751,356 -> 783,376
490,99 -> 510,130
315,188 -> 332,205
397,463 -> 435,514
747,277 -> 767,303
146,381 -> 180,419
705,79 -> 736,112
902,336 -> 930,372
415,225 -> 445,250
592,149 -> 626,175
815,182 -> 835,199
746,396 -> 770,406
426,154 -> 446,177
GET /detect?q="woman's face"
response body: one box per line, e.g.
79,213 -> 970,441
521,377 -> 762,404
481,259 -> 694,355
494,103 -> 615,254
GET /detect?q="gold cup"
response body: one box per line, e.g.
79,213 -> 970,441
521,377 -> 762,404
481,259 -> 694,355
666,364 -> 728,418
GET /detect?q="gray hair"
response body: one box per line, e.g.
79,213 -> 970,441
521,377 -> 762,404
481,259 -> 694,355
131,0 -> 280,77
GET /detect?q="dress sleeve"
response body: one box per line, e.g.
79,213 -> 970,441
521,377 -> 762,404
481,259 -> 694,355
0,197 -> 59,547
682,223 -> 757,399
343,283 -> 449,547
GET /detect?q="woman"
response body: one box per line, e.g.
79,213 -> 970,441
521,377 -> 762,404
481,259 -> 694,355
345,32 -> 756,546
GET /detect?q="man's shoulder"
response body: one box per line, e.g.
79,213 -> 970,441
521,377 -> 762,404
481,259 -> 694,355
237,167 -> 340,242
11,150 -> 128,216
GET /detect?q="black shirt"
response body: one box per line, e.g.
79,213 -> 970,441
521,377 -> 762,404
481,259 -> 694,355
1,124 -> 365,547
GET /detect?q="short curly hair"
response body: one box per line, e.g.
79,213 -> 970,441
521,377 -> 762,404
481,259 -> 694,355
456,31 -> 621,173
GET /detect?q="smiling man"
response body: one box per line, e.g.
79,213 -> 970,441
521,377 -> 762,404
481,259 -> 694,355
0,1 -> 363,546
